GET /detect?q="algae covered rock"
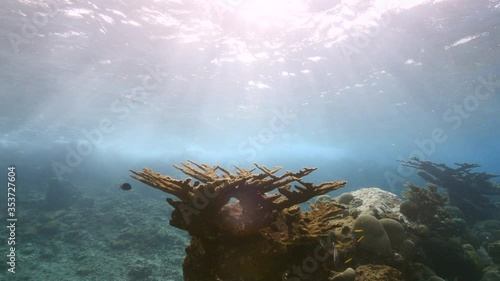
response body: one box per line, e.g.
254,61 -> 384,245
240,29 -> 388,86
421,237 -> 482,280
415,224 -> 430,237
76,264 -> 95,276
445,206 -> 465,219
354,264 -> 404,281
400,200 -> 419,221
481,269 -> 500,281
128,260 -> 154,280
400,239 -> 416,258
353,215 -> 392,257
39,220 -> 60,235
338,193 -> 355,205
463,244 -> 486,272
331,267 -> 355,281
380,218 -> 406,248
427,277 -> 446,281
487,240 -> 500,263
406,263 -> 438,281
350,188 -> 403,219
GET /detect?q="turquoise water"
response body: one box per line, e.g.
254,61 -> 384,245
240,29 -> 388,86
0,1 -> 499,280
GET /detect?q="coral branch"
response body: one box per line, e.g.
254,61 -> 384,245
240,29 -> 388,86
402,182 -> 447,224
130,161 -> 348,280
130,161 -> 346,234
399,157 -> 500,221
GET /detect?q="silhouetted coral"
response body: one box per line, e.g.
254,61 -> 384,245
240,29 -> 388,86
401,182 -> 447,225
401,182 -> 486,280
130,161 -> 347,281
399,157 -> 500,222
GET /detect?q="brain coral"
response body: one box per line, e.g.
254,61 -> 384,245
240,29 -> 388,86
353,215 -> 392,257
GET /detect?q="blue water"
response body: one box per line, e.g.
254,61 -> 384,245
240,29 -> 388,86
0,0 -> 499,189
1,1 -> 500,280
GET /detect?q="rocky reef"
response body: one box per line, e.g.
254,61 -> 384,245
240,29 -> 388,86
129,161 -> 500,281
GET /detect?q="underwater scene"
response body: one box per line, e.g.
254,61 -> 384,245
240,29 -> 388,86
1,0 -> 500,280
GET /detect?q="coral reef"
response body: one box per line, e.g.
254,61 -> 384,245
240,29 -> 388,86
354,264 -> 404,281
335,186 -> 496,281
130,161 -> 346,234
401,182 -> 447,225
346,187 -> 404,220
398,182 -> 488,281
399,201 -> 419,221
130,161 -> 347,281
380,219 -> 406,248
353,215 -> 392,258
125,160 -> 500,281
487,241 -> 500,263
331,267 -> 355,281
338,193 -> 355,205
400,157 -> 500,222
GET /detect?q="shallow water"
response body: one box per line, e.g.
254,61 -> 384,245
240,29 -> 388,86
0,0 -> 499,280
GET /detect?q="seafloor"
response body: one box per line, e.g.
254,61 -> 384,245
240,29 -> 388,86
0,181 -> 187,281
2,161 -> 500,281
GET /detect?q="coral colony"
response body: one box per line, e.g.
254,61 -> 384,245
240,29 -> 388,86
399,157 -> 500,222
130,160 -> 500,281
131,161 -> 347,281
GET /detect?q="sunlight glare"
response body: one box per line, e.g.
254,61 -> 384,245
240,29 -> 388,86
232,0 -> 309,28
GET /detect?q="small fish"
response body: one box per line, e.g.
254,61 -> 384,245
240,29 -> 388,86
318,238 -> 339,265
357,235 -> 365,243
354,229 -> 364,233
344,258 -> 353,264
120,183 -> 132,190
332,242 -> 339,265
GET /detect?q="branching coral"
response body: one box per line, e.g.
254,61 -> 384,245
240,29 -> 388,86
130,161 -> 347,281
130,161 -> 345,234
402,182 -> 447,224
399,157 -> 500,222
281,200 -> 346,244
